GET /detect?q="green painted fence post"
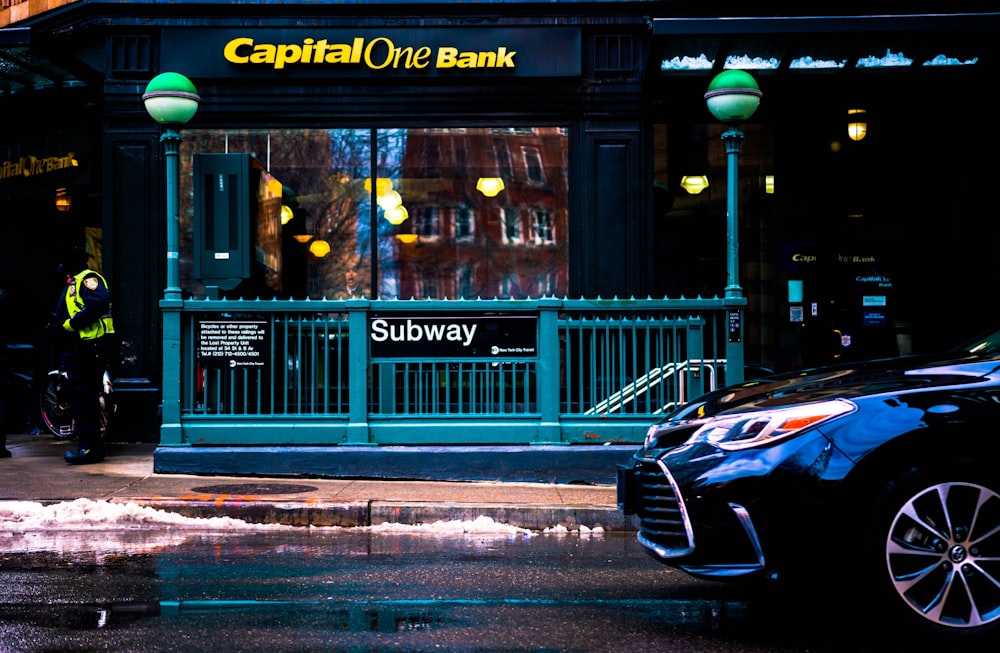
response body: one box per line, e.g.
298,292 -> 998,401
346,301 -> 371,444
536,298 -> 562,444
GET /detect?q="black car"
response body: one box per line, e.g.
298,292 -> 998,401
618,327 -> 1000,641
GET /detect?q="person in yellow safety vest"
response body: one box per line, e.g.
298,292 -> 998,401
52,245 -> 115,465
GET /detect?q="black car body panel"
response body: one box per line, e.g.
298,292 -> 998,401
619,329 -> 1000,587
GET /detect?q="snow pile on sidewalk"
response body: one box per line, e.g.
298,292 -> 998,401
0,498 -> 276,531
0,498 -> 537,535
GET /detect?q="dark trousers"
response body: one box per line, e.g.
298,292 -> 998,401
61,340 -> 107,452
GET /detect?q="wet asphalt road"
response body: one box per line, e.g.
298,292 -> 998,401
0,527 -> 958,653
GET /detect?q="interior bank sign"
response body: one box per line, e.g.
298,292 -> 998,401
161,28 -> 581,78
369,314 -> 538,359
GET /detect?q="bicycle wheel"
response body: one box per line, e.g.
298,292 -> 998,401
40,373 -> 75,439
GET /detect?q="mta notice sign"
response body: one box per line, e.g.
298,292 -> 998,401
369,313 -> 537,359
197,318 -> 270,369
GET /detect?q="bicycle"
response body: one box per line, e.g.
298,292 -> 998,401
39,367 -> 115,440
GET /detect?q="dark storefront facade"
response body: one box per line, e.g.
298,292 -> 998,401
2,3 -> 998,475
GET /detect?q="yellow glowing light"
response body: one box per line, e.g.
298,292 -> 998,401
55,187 -> 72,212
280,205 -> 294,225
848,109 -> 868,141
476,177 -> 505,197
396,234 -> 418,244
680,175 -> 709,195
384,205 -> 409,225
293,234 -> 312,243
765,175 -> 775,194
377,190 -> 402,211
308,240 -> 331,257
364,177 -> 394,196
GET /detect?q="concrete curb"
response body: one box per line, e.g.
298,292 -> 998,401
153,445 -> 638,485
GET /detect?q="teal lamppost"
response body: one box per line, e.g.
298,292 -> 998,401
705,69 -> 761,384
142,72 -> 200,302
143,72 -> 200,445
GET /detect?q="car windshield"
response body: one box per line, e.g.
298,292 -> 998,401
952,328 -> 1000,356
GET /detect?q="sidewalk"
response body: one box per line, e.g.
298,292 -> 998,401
1,433 -> 631,531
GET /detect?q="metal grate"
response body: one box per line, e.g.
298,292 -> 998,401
631,460 -> 692,554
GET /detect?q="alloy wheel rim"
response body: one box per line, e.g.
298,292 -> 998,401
886,481 -> 1000,629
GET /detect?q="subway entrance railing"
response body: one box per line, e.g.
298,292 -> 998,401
159,297 -> 746,447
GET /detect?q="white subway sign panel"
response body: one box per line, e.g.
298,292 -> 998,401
369,314 -> 537,359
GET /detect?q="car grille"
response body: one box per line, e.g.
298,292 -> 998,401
630,459 -> 694,556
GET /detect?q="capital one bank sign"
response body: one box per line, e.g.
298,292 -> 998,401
161,27 -> 581,78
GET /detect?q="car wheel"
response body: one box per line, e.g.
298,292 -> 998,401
876,472 -> 1000,639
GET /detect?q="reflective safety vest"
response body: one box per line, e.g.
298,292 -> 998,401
65,269 -> 115,341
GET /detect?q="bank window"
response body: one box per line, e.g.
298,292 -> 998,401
176,127 -> 568,301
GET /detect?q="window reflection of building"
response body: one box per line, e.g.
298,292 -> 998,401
416,208 -> 440,238
502,209 -> 522,244
493,138 -> 513,180
524,148 -> 545,184
455,207 -> 473,240
175,127 -> 568,301
397,127 -> 569,300
532,210 -> 554,245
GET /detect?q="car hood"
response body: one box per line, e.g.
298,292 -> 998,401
665,351 -> 1000,421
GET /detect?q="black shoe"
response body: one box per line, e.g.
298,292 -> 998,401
65,448 -> 105,465
0,448 -> 11,459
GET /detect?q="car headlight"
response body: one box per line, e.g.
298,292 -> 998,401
687,399 -> 855,451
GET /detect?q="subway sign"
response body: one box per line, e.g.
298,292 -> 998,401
161,28 -> 581,78
369,313 -> 538,359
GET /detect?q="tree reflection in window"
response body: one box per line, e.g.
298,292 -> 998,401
177,127 -> 568,301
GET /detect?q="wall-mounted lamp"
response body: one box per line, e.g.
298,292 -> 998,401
764,175 -> 775,194
396,234 -> 418,244
55,187 -> 72,212
679,175 -> 709,195
476,177 -> 505,197
848,109 -> 868,141
280,205 -> 295,225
